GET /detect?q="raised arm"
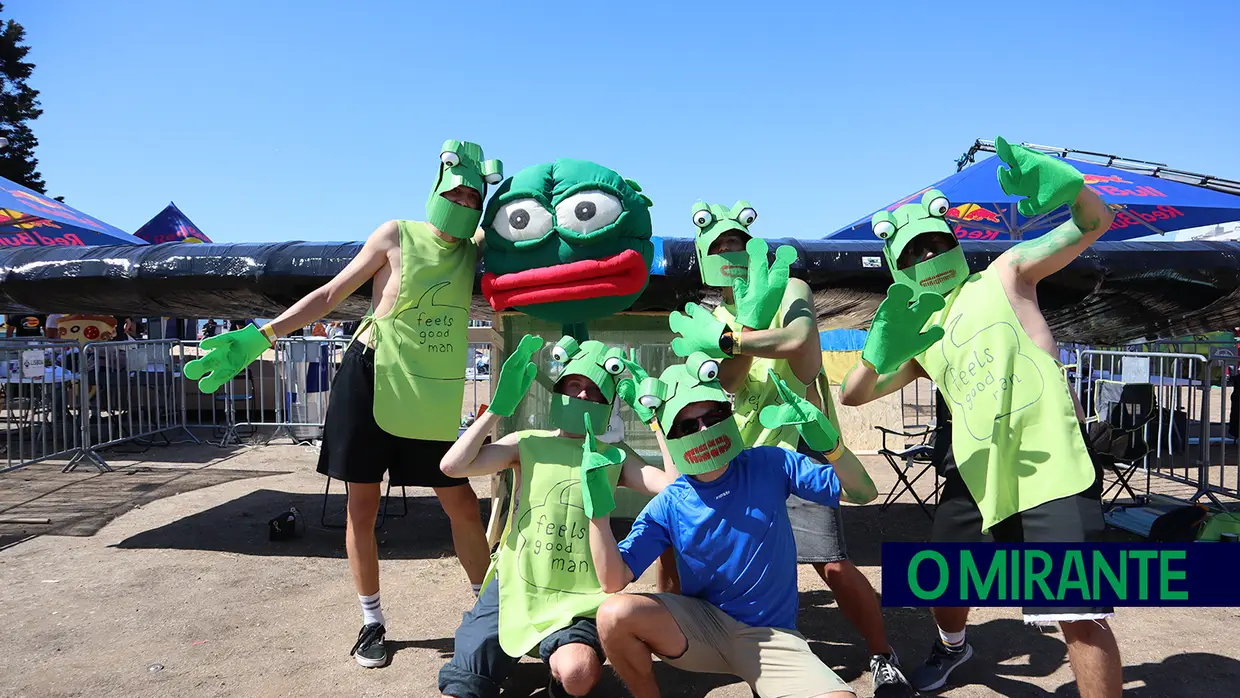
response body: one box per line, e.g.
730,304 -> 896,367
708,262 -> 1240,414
266,221 -> 397,338
839,357 -> 925,407
618,445 -> 672,497
440,411 -> 521,478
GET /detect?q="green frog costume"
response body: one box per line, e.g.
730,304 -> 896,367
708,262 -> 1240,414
864,138 -> 1094,530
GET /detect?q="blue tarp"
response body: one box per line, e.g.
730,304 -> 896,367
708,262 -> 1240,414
0,176 -> 143,247
820,328 -> 867,351
133,201 -> 212,244
826,155 -> 1240,242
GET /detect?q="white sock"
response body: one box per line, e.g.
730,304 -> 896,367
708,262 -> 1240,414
938,626 -> 966,649
471,583 -> 482,597
359,592 -> 384,627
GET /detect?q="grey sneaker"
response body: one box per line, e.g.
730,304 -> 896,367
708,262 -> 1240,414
910,640 -> 973,692
870,652 -> 913,697
349,623 -> 387,668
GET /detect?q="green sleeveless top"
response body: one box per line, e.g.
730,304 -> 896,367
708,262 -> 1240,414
487,431 -> 623,658
918,267 -> 1094,531
359,220 -> 475,441
713,303 -> 835,450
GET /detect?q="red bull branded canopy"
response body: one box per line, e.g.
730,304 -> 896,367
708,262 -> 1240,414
0,175 -> 145,247
826,141 -> 1240,242
133,201 -> 212,244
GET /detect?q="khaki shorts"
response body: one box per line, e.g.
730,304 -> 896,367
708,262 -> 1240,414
643,593 -> 853,698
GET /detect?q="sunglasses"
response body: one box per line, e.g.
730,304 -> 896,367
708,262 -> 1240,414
667,405 -> 732,440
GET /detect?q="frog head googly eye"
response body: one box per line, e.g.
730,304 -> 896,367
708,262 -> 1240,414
871,211 -> 897,240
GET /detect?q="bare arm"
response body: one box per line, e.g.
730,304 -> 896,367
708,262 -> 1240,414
265,221 -> 397,338
652,426 -> 679,480
718,280 -> 816,391
618,446 -> 671,497
830,448 -> 878,504
440,411 -> 520,478
996,186 -> 1115,285
839,358 -> 925,407
588,515 -> 635,593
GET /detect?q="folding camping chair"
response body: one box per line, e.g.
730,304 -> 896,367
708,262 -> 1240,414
320,478 -> 408,530
1086,380 -> 1156,510
875,424 -> 943,518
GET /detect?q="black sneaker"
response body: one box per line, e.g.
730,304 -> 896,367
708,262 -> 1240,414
870,652 -> 913,697
909,640 -> 973,692
349,622 -> 387,668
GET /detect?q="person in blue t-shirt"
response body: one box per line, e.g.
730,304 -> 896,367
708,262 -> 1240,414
587,352 -> 879,698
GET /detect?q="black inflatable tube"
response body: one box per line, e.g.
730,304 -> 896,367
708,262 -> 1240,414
1,238 -> 1238,345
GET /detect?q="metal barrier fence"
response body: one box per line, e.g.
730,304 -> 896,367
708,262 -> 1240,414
1071,347 -> 1240,506
1,340 -> 83,473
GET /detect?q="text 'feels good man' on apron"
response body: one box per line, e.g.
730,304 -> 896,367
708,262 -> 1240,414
359,220 -> 475,441
918,267 -> 1094,531
488,431 -> 622,658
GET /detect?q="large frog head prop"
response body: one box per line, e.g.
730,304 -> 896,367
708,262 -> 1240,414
481,159 -> 655,338
872,189 -> 969,296
549,336 -> 627,435
692,200 -> 758,288
636,352 -> 743,475
427,139 -> 504,240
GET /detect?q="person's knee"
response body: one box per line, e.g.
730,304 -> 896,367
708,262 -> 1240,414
549,645 -> 601,696
347,483 -> 381,521
436,485 -> 481,522
1060,618 -> 1114,645
596,594 -> 641,637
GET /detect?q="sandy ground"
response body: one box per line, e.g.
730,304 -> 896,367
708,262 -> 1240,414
2,434 -> 1239,697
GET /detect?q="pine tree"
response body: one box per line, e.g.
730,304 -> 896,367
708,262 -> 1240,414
0,2 -> 44,193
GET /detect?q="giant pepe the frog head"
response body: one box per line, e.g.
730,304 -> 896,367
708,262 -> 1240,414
691,200 -> 758,288
872,189 -> 969,296
548,335 -> 627,436
481,159 -> 655,337
636,352 -> 744,475
426,139 -> 504,240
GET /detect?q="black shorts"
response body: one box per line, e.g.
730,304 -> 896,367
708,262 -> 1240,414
789,438 -> 848,564
315,342 -> 468,488
932,466 -> 1113,622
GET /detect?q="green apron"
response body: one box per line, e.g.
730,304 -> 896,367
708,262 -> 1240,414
486,431 -> 623,658
357,220 -> 475,441
918,267 -> 1094,531
713,304 -> 836,450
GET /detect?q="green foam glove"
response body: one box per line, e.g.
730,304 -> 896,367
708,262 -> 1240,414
861,284 -> 946,375
581,412 -> 624,519
617,350 -> 656,424
669,302 -> 728,359
489,334 -> 545,417
995,135 -> 1085,217
757,368 -> 841,455
732,237 -> 797,330
184,324 -> 270,394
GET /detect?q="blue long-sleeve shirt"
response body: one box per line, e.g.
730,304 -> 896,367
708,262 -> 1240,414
617,446 -> 840,630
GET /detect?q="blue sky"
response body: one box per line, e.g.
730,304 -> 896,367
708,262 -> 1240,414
10,0 -> 1239,243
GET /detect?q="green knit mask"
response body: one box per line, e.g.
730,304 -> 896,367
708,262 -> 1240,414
692,200 -> 758,287
426,139 -> 503,240
874,189 -> 970,296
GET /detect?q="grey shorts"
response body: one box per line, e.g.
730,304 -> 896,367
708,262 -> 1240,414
789,437 -> 848,564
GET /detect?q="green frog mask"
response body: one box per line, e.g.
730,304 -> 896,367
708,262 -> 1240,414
872,189 -> 969,296
426,139 -> 503,240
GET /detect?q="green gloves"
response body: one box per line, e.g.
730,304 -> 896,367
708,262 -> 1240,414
617,350 -> 657,424
995,135 -> 1085,217
489,334 -> 544,417
669,302 -> 728,359
732,237 -> 797,330
184,324 -> 271,394
758,369 -> 842,456
861,284 -> 945,375
581,412 -> 624,518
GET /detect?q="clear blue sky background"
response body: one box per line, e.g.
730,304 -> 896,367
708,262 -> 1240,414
10,0 -> 1239,243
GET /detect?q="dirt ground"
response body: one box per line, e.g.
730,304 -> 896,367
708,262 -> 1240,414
2,435 -> 1239,698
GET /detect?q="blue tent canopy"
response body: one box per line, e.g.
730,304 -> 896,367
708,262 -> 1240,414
826,155 -> 1240,242
0,175 -> 143,247
133,201 -> 211,244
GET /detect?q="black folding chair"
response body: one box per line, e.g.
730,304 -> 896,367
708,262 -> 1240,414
1086,380 -> 1156,510
875,424 -> 942,518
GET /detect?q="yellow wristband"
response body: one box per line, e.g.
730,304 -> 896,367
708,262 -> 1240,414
734,328 -> 743,354
649,418 -> 661,432
823,442 -> 845,462
260,323 -> 277,347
